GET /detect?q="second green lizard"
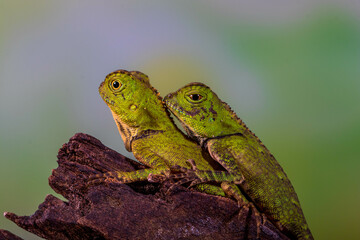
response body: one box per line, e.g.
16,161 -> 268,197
164,82 -> 313,240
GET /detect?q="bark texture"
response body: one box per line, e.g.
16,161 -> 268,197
1,133 -> 289,240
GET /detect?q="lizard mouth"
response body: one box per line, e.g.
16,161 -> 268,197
165,98 -> 202,118
99,81 -> 115,106
165,99 -> 187,118
101,93 -> 115,106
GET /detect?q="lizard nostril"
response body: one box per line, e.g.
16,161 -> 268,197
166,93 -> 173,99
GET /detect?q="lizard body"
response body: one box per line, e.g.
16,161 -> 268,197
91,70 -> 244,200
164,83 -> 313,240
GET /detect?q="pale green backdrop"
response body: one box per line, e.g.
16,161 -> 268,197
0,1 -> 359,239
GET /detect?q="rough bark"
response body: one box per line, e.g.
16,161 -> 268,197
0,230 -> 23,240
1,133 -> 289,240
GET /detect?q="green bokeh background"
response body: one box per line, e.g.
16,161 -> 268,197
1,1 -> 359,239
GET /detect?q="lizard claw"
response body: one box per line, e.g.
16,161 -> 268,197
166,168 -> 205,195
171,164 -> 190,173
188,178 -> 203,188
246,202 -> 264,239
87,173 -> 107,187
187,159 -> 198,170
166,177 -> 197,195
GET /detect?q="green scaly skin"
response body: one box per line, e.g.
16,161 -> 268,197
164,83 -> 314,240
90,70 -> 246,201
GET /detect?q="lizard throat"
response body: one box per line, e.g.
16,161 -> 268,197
110,110 -> 135,152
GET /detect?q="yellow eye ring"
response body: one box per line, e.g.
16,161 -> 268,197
110,80 -> 122,90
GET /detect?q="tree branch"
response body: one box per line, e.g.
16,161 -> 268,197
1,133 -> 289,240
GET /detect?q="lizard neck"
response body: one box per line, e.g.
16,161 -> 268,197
111,104 -> 180,152
111,110 -> 137,152
136,100 -> 179,133
202,132 -> 244,149
219,100 -> 272,152
217,101 -> 259,138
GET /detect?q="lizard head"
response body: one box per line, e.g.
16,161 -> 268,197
164,83 -> 240,144
99,69 -> 171,151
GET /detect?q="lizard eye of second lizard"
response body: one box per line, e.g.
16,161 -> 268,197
189,94 -> 202,101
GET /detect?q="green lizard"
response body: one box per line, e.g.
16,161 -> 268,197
164,83 -> 314,240
89,70 -> 246,203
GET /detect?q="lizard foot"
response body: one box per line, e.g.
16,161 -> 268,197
165,163 -> 205,195
186,159 -> 198,170
226,202 -> 262,239
87,171 -> 128,187
147,173 -> 167,183
249,202 -> 264,240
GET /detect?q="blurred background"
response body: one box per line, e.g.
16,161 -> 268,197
0,1 -> 359,239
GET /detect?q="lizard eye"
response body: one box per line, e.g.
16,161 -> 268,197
186,92 -> 206,103
189,94 -> 202,101
110,80 -> 122,90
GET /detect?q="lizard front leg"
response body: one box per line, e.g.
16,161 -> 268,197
170,159 -> 243,185
169,159 -> 248,204
88,166 -> 169,186
87,150 -> 170,186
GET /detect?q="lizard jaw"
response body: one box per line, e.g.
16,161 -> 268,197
101,93 -> 115,106
164,99 -> 188,118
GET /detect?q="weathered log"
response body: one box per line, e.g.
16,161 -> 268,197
2,133 -> 289,240
0,229 -> 23,240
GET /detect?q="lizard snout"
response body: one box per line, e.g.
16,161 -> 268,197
99,81 -> 105,89
164,93 -> 173,100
